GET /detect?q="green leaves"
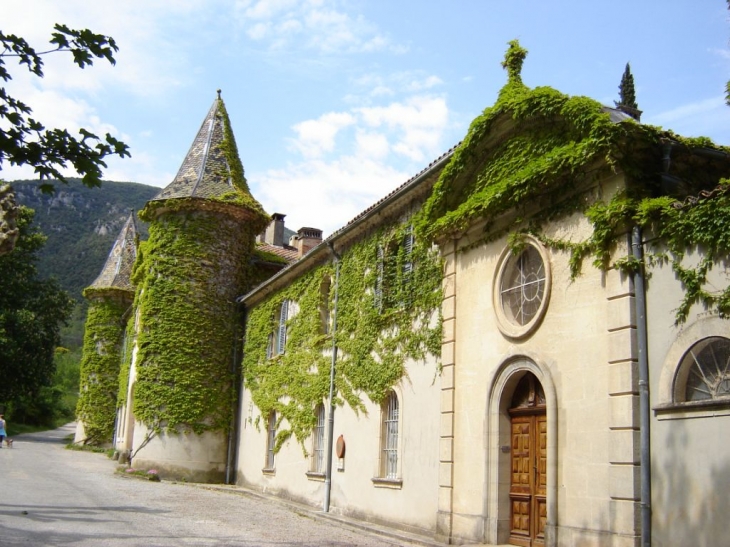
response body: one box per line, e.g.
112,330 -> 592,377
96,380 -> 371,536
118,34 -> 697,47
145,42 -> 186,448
0,24 -> 128,190
243,219 -> 443,453
0,207 -> 73,404
49,24 -> 118,69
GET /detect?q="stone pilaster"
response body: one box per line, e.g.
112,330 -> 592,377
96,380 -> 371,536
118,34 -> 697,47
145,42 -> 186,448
605,262 -> 641,540
436,239 -> 457,543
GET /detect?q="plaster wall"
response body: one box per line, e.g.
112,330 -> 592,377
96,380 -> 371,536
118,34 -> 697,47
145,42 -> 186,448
448,174 -> 640,545
644,247 -> 730,547
235,353 -> 441,536
131,424 -> 228,483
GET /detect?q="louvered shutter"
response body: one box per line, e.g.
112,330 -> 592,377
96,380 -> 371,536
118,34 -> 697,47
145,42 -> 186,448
375,245 -> 384,310
403,229 -> 414,278
276,300 -> 289,355
266,333 -> 273,359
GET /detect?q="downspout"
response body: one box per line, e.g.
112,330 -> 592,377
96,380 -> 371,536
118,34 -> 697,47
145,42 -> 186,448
323,241 -> 341,512
631,225 -> 651,547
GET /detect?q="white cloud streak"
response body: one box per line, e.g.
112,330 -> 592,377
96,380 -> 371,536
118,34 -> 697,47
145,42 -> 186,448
234,0 -> 402,54
253,93 -> 451,235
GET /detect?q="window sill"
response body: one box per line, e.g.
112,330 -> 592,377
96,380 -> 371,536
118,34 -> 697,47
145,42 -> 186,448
654,398 -> 730,420
371,477 -> 402,489
261,468 -> 276,476
306,471 -> 325,482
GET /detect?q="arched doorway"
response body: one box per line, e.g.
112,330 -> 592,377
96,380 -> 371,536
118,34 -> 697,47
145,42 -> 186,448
508,372 -> 546,547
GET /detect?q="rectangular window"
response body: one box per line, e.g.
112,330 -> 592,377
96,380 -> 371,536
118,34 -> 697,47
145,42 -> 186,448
381,392 -> 399,479
312,404 -> 326,473
265,411 -> 276,470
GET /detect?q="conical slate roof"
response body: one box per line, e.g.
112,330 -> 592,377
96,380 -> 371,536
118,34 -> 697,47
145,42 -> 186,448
150,91 -> 260,205
86,212 -> 138,293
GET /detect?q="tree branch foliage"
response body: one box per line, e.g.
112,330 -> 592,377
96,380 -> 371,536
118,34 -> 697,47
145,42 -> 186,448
0,207 -> 73,404
0,24 -> 130,192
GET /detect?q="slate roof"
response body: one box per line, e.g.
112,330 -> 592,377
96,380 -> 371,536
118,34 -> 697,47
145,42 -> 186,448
150,92 -> 254,203
87,212 -> 138,293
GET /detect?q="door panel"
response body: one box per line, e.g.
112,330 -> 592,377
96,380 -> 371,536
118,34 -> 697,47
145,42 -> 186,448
509,412 -> 547,547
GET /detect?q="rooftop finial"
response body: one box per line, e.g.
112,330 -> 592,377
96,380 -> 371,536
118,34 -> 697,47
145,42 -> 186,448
217,89 -> 222,99
501,39 -> 527,84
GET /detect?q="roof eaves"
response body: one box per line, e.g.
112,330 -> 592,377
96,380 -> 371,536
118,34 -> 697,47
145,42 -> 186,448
237,144 -> 457,306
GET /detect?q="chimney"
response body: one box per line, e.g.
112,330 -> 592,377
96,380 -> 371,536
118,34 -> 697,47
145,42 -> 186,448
261,213 -> 286,247
293,227 -> 323,257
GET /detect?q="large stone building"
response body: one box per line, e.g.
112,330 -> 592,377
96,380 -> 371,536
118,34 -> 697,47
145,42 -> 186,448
78,44 -> 730,546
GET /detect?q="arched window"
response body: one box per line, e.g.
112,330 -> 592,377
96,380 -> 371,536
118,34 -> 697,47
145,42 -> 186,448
674,337 -> 730,403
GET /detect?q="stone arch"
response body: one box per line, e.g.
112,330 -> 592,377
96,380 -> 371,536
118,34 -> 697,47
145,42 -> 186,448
483,354 -> 558,546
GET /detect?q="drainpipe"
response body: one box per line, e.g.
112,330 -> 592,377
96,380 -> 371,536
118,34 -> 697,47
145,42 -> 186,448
631,225 -> 651,547
323,242 -> 341,512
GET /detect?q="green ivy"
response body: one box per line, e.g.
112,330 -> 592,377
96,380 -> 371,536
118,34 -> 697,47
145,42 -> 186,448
418,40 -> 730,324
243,219 -> 442,452
130,209 -> 258,435
75,292 -> 130,444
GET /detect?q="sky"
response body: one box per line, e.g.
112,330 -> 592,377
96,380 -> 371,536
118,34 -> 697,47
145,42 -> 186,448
3,1 -> 730,236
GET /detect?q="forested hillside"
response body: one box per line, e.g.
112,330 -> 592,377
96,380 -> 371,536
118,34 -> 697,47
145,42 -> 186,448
10,179 -> 158,346
11,179 -> 158,301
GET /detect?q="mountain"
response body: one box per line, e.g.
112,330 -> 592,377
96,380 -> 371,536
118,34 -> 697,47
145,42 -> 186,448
11,179 -> 159,302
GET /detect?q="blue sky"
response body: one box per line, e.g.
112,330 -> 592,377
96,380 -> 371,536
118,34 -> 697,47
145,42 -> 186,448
3,1 -> 730,235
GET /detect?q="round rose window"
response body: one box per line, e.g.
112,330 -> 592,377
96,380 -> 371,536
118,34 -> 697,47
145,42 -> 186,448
493,238 -> 551,338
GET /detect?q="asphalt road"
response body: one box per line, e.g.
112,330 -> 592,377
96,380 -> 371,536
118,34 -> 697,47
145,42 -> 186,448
0,424 -> 432,547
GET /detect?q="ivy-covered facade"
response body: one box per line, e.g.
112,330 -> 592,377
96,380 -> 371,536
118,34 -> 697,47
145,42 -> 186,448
75,213 -> 137,446
79,42 -> 730,546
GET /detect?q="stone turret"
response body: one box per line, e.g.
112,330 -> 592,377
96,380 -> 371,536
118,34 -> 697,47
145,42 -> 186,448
116,92 -> 269,481
75,212 -> 138,445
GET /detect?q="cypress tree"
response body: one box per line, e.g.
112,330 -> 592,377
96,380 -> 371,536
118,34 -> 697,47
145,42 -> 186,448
615,63 -> 641,120
616,63 -> 638,110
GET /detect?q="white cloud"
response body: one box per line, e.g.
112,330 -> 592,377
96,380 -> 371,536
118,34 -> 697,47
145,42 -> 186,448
648,97 -> 724,125
357,96 -> 449,161
709,47 -> 730,61
291,112 -> 356,158
233,0 -> 399,54
239,0 -> 299,20
252,156 -> 410,236
355,131 -> 390,160
252,92 -> 452,235
247,22 -> 272,40
645,96 -> 730,144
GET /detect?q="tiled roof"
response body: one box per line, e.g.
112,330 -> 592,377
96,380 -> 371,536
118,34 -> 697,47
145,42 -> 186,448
326,144 -> 458,242
151,93 -> 254,202
87,212 -> 137,293
256,242 -> 299,263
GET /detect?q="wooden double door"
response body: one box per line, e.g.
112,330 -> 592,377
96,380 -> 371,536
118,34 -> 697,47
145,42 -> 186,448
508,373 -> 547,547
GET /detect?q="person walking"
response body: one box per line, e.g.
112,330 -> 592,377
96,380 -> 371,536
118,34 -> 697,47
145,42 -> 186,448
0,414 -> 6,447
